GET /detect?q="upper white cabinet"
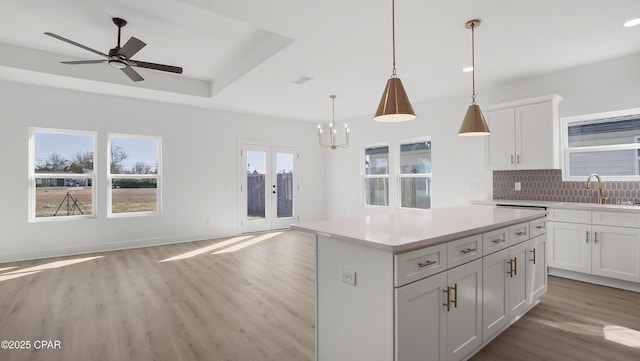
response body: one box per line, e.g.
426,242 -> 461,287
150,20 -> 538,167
485,94 -> 563,170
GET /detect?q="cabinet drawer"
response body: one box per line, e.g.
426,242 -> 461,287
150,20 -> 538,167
448,234 -> 483,267
529,217 -> 547,237
547,209 -> 591,224
509,222 -> 529,244
395,243 -> 447,287
592,211 -> 640,228
483,227 -> 509,255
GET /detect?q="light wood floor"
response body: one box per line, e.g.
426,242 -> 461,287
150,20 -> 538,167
1,231 -> 639,361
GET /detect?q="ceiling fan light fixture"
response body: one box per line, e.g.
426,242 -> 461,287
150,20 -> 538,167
458,19 -> 490,136
108,59 -> 127,69
374,0 -> 416,123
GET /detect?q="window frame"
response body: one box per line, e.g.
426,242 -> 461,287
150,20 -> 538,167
28,127 -> 97,222
561,108 -> 640,181
397,137 -> 432,210
107,133 -> 162,218
362,143 -> 390,207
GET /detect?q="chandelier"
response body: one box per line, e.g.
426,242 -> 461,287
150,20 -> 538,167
318,95 -> 349,149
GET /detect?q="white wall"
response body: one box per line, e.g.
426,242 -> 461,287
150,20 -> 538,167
325,52 -> 640,219
0,81 -> 325,262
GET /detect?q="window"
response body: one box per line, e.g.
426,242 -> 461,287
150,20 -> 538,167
29,128 -> 96,221
108,134 -> 161,216
399,140 -> 431,209
364,145 -> 389,206
563,108 -> 640,180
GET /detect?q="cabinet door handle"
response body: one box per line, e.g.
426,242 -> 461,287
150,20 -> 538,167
507,259 -> 514,277
418,259 -> 437,268
513,256 -> 517,276
491,238 -> 505,244
517,154 -> 521,164
451,283 -> 458,309
530,249 -> 536,264
594,232 -> 598,244
511,155 -> 514,164
586,231 -> 589,243
460,248 -> 476,255
443,287 -> 451,312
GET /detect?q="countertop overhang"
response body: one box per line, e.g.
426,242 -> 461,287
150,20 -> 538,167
472,199 -> 640,213
292,205 -> 547,253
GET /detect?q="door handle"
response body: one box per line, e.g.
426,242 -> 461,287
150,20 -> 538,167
586,231 -> 589,243
507,259 -> 514,277
530,249 -> 536,264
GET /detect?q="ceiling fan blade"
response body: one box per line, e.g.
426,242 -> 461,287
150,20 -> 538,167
44,32 -> 108,58
117,37 -> 146,59
132,60 -> 183,74
121,66 -> 144,82
61,60 -> 108,65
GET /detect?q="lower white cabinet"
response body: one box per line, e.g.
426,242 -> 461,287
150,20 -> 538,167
591,225 -> 640,282
395,260 -> 482,361
548,209 -> 640,283
482,235 -> 547,342
547,221 -> 591,273
395,219 -> 547,361
396,259 -> 482,361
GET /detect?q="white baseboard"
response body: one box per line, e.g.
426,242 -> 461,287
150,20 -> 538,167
0,231 -> 237,264
548,267 -> 640,292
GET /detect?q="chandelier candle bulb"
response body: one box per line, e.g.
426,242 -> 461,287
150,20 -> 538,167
318,95 -> 350,149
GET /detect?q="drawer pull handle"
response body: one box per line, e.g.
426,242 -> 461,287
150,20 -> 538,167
536,225 -> 545,230
418,260 -> 437,268
515,231 -> 526,236
460,248 -> 476,255
491,238 -> 505,244
530,249 -> 536,264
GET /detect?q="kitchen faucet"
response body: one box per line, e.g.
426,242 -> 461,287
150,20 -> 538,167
585,174 -> 608,204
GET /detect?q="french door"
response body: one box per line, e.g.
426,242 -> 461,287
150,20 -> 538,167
240,143 -> 298,233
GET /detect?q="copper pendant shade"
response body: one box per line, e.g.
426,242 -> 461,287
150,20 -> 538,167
374,0 -> 416,122
458,19 -> 490,136
374,77 -> 416,122
459,104 -> 490,136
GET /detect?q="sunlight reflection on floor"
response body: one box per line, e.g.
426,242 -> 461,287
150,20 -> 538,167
159,235 -> 254,262
0,256 -> 103,282
603,325 -> 640,348
212,232 -> 283,254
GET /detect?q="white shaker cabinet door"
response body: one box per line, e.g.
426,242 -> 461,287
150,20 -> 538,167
485,108 -> 516,170
547,221 -> 592,273
482,248 -> 510,342
447,259 -> 483,361
526,235 -> 548,304
592,225 -> 640,282
395,272 -> 447,361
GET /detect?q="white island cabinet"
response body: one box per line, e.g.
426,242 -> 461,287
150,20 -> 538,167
293,206 -> 548,361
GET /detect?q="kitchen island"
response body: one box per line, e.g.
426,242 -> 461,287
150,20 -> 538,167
292,205 -> 548,361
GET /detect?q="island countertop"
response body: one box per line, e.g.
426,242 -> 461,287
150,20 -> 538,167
292,205 -> 547,253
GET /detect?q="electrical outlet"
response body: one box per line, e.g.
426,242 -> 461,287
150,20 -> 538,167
515,182 -> 521,191
340,268 -> 356,286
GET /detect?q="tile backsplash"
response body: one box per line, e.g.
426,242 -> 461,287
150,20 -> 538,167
493,169 -> 640,204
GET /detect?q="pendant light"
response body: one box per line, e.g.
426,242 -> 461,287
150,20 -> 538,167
318,95 -> 349,149
458,19 -> 490,136
374,0 -> 416,122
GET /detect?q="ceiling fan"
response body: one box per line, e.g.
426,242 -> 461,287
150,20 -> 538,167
44,17 -> 183,82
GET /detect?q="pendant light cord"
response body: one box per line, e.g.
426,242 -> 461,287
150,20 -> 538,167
391,0 -> 397,77
471,22 -> 476,104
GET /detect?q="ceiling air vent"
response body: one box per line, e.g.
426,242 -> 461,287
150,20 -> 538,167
292,76 -> 313,85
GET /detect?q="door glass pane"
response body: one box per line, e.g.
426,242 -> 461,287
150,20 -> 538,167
247,151 -> 266,220
276,152 -> 294,218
